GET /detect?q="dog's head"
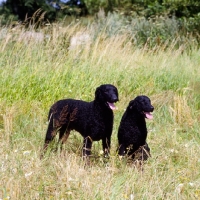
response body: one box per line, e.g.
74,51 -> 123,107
95,84 -> 119,110
128,95 -> 154,119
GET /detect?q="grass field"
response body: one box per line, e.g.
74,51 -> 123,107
0,19 -> 200,199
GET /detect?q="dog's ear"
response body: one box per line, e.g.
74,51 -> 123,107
95,86 -> 103,100
128,100 -> 136,110
128,98 -> 140,111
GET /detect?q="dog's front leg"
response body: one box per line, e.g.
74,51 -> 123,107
82,136 -> 93,166
82,136 -> 93,157
102,137 -> 110,158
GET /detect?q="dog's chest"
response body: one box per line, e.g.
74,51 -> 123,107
87,112 -> 113,140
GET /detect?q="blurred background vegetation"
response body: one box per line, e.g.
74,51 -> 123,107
0,0 -> 200,46
0,1 -> 200,21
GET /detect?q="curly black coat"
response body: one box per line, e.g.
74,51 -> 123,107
42,84 -> 119,157
118,95 -> 154,161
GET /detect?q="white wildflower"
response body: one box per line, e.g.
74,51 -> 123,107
189,182 -> 194,187
130,194 -> 134,200
25,172 -> 33,178
99,150 -> 104,155
175,183 -> 184,194
23,151 -> 31,155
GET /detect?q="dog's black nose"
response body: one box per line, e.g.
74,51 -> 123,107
112,97 -> 119,102
150,106 -> 154,112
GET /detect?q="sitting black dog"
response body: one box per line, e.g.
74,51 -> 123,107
42,84 -> 119,159
117,95 -> 154,161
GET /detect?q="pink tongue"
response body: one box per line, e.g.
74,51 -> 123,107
107,102 -> 116,110
144,112 -> 153,119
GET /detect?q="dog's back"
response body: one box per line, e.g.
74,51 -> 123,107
48,98 -> 113,139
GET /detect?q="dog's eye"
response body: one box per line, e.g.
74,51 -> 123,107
104,90 -> 109,94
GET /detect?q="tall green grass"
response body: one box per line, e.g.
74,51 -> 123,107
0,17 -> 200,199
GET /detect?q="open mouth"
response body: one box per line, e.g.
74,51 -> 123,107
107,102 -> 116,110
143,111 -> 153,119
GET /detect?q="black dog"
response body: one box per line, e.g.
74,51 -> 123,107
42,84 -> 119,158
118,95 -> 154,161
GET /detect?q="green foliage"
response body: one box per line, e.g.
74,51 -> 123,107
0,0 -> 59,23
0,0 -> 200,41
83,0 -> 106,14
91,11 -> 198,48
83,0 -> 200,18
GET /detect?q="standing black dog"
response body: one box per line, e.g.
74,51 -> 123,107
42,84 -> 119,158
118,95 -> 154,161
